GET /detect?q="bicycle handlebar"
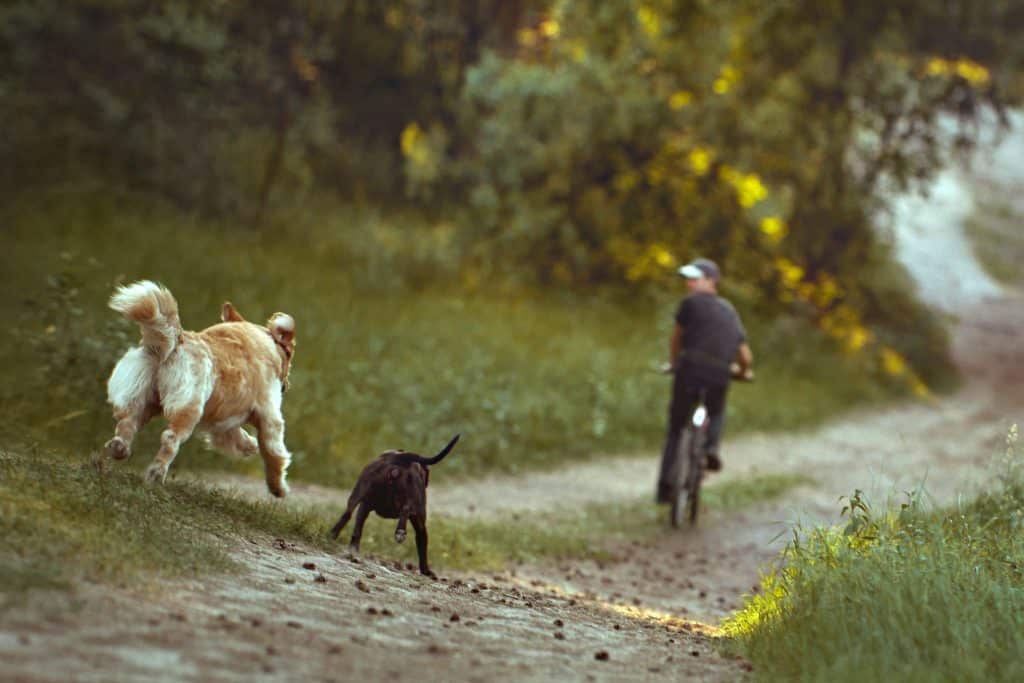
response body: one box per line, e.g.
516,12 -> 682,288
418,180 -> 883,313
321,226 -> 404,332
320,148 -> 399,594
655,361 -> 755,382
729,363 -> 755,382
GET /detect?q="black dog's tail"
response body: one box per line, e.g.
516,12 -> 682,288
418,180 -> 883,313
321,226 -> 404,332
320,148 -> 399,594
420,433 -> 460,466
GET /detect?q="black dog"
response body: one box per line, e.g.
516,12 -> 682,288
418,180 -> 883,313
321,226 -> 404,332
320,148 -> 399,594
330,434 -> 460,577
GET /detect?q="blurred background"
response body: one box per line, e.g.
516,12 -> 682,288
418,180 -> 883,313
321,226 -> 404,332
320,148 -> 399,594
3,0 -> 1022,484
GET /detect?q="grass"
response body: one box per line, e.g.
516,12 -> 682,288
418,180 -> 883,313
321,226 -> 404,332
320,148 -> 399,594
721,426 -> 1024,681
0,440 -> 812,601
1,190 -> 905,487
964,180 -> 1024,288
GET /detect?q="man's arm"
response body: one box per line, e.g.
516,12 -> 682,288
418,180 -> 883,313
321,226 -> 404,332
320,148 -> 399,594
731,342 -> 754,380
669,323 -> 683,370
737,342 -> 753,371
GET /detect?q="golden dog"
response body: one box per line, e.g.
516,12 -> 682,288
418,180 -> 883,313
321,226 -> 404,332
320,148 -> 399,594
102,281 -> 296,497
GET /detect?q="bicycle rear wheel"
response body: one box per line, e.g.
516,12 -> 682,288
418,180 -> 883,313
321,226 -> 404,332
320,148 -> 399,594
670,427 -> 698,528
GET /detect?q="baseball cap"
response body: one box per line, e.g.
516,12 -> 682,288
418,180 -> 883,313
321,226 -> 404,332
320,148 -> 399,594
678,258 -> 720,281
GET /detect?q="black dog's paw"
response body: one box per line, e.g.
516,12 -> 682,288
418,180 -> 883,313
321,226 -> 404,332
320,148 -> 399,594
420,568 -> 437,579
395,529 -> 407,543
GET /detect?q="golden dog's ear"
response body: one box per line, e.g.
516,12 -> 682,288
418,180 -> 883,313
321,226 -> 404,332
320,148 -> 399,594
221,302 -> 246,323
268,313 -> 296,355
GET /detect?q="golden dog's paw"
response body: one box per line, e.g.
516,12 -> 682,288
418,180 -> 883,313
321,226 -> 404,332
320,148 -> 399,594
145,463 -> 167,484
267,478 -> 289,498
104,437 -> 131,461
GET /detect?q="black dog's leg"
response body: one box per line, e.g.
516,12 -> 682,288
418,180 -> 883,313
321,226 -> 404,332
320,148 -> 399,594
411,515 -> 434,577
330,497 -> 360,540
395,515 -> 408,543
348,501 -> 371,552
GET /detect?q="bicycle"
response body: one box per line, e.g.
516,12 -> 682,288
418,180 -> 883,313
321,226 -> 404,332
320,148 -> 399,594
661,363 -> 753,528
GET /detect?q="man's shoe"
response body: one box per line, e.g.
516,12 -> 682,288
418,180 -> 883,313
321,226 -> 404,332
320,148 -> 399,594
705,452 -> 722,472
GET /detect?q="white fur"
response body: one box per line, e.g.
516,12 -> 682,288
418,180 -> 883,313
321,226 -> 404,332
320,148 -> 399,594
107,346 -> 159,412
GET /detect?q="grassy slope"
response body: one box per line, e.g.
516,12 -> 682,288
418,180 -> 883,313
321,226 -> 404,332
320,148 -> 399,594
0,441 -> 811,601
2,192 -> 897,487
722,431 -> 1024,681
964,179 -> 1024,288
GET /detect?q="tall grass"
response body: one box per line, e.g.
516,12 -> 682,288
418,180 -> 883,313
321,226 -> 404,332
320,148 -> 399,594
722,426 -> 1024,681
4,190 -> 904,486
963,180 -> 1024,288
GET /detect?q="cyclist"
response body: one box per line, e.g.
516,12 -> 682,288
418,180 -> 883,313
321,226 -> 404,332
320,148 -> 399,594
657,257 -> 753,504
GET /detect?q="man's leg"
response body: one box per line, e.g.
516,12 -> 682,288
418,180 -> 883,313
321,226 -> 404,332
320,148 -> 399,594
702,383 -> 729,471
657,378 -> 698,502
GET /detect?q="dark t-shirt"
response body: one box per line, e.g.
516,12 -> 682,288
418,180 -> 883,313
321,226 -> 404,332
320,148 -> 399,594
674,292 -> 746,386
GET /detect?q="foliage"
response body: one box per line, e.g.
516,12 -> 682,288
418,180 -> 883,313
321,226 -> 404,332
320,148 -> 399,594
4,1 -> 1010,385
722,425 -> 1024,681
0,0 -> 544,211
423,0 -> 1024,388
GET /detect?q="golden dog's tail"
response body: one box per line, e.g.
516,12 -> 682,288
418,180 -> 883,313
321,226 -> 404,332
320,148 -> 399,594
109,280 -> 182,360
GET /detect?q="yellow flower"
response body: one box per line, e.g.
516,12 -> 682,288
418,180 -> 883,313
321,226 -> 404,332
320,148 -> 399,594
776,258 -> 804,289
925,57 -> 952,77
737,174 -> 767,207
721,166 -> 767,207
845,326 -> 871,353
649,244 -> 676,268
713,64 -> 740,94
637,6 -> 661,38
539,19 -> 560,38
955,58 -> 990,86
760,216 -> 785,236
400,122 -> 428,165
689,147 -> 712,175
668,90 -> 693,110
880,347 -> 907,376
925,57 -> 990,87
